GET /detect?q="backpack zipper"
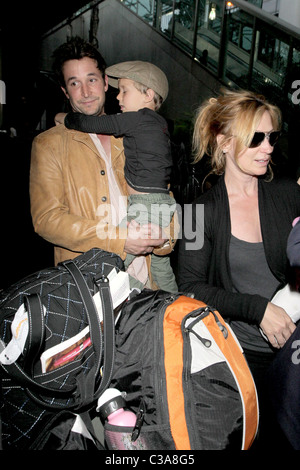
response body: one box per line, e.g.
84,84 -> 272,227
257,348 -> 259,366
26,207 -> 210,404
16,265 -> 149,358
181,306 -> 228,449
153,294 -> 178,424
131,293 -> 177,441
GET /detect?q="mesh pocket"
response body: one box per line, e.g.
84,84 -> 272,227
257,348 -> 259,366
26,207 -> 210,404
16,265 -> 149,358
104,423 -> 176,450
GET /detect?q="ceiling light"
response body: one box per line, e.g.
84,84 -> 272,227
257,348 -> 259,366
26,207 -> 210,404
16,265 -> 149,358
209,4 -> 216,20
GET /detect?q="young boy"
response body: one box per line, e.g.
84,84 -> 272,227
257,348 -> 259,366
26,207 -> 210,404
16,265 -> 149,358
56,61 -> 178,292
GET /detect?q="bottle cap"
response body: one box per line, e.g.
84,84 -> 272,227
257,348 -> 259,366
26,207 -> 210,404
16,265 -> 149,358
97,388 -> 126,418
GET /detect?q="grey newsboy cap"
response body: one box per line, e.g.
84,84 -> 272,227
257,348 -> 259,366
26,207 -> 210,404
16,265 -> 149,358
106,60 -> 169,102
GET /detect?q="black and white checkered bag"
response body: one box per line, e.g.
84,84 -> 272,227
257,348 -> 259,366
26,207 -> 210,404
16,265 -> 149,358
0,248 -> 124,449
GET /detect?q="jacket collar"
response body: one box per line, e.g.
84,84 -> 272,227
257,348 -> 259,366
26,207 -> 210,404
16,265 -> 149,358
69,129 -> 124,163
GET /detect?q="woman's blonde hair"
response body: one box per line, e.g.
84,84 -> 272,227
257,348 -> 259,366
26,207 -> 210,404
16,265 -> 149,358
192,88 -> 281,176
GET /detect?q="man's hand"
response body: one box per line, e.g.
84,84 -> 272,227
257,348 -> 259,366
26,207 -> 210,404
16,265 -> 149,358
55,113 -> 67,126
124,220 -> 167,255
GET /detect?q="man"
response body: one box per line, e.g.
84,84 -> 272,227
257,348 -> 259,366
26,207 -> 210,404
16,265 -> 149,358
30,36 -> 176,288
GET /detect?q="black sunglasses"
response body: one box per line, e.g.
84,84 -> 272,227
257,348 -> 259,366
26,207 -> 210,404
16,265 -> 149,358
249,131 -> 280,148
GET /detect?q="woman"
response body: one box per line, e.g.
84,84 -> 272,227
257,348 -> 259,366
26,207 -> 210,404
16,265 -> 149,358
178,89 -> 300,449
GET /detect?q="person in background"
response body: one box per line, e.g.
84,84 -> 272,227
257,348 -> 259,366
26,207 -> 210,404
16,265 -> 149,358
178,88 -> 300,449
30,37 -> 176,290
287,217 -> 300,269
55,60 -> 178,292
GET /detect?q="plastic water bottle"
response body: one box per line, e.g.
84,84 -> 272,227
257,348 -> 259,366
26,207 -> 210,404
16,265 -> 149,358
97,388 -> 139,450
97,388 -> 148,450
97,388 -> 136,427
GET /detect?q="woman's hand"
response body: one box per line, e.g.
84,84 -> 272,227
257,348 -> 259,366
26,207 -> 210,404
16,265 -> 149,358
260,302 -> 296,349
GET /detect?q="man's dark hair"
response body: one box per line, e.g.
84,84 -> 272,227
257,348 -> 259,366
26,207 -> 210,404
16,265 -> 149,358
52,36 -> 106,87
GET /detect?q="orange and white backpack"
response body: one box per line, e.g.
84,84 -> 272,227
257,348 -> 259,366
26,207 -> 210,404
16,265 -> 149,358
104,289 -> 259,450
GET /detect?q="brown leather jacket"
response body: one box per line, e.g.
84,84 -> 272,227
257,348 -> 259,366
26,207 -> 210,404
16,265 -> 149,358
30,125 -> 176,284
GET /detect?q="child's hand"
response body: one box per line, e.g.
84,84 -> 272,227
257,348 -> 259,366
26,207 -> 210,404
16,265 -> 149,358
55,113 -> 67,126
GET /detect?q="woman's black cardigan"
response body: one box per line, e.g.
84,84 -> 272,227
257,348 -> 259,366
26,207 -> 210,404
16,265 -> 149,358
178,175 -> 300,325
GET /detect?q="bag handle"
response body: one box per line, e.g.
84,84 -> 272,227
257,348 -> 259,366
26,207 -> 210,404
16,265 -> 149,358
23,293 -> 46,373
63,260 -> 115,403
1,293 -> 74,397
1,260 -> 115,410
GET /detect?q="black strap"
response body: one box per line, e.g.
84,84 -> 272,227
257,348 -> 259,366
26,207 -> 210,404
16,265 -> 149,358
95,276 -> 115,394
23,294 -> 45,375
1,294 -> 74,398
1,260 -> 115,409
63,261 -> 103,376
63,261 -> 115,404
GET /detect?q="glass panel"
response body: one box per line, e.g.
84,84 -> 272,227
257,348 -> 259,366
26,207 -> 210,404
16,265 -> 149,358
251,20 -> 291,101
292,47 -> 300,70
194,0 -> 224,73
291,46 -> 300,98
121,0 -> 155,24
222,6 -> 255,88
121,0 -> 138,14
137,0 -> 155,23
172,0 -> 197,54
155,0 -> 175,36
207,0 -> 223,35
256,29 -> 288,81
246,0 -> 263,8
